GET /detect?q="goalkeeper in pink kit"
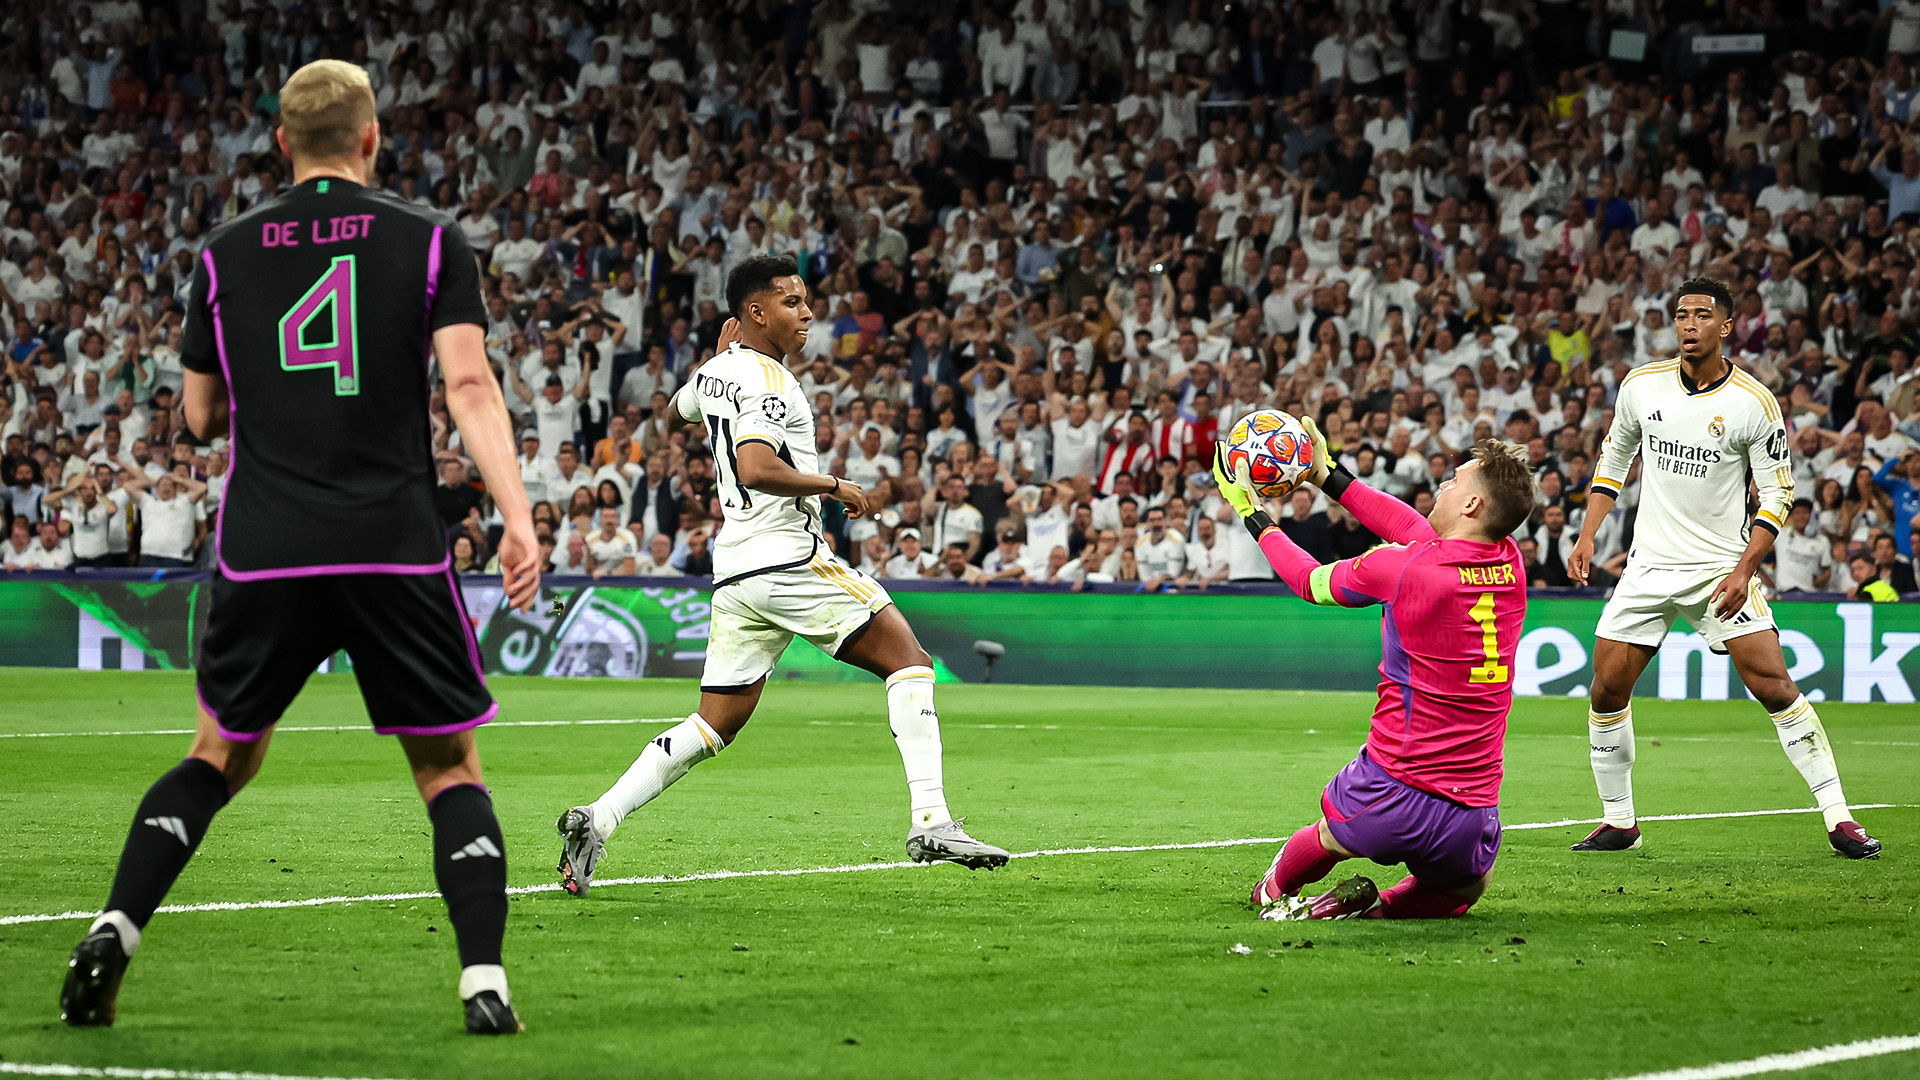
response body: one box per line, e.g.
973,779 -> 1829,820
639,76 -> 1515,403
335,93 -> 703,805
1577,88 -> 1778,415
1215,428 -> 1538,920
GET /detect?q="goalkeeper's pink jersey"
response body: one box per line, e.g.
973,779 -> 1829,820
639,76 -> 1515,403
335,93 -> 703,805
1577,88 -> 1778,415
1255,482 -> 1525,807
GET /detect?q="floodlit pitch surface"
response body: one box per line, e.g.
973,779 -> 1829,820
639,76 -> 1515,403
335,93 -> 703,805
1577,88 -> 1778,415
0,670 -> 1914,1080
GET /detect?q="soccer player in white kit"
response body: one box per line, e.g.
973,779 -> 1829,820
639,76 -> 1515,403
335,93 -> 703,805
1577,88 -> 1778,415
1567,278 -> 1881,859
555,256 -> 1010,893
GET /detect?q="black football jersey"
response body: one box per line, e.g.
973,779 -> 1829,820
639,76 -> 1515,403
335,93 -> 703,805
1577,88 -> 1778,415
180,177 -> 487,577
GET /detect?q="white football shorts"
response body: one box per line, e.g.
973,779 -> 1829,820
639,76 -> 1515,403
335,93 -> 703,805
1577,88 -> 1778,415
701,552 -> 894,689
1594,563 -> 1777,654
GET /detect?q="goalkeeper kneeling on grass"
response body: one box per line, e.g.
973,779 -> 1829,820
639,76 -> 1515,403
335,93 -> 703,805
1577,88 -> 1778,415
1218,425 -> 1538,920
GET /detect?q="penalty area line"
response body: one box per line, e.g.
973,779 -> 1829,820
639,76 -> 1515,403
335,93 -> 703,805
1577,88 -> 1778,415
0,804 -> 1905,929
1603,1031 -> 1920,1080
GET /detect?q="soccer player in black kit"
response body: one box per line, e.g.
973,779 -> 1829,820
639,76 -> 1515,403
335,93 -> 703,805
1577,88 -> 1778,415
59,61 -> 541,1035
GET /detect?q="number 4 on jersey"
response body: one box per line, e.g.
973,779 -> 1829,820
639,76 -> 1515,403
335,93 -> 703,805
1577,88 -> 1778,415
279,254 -> 360,395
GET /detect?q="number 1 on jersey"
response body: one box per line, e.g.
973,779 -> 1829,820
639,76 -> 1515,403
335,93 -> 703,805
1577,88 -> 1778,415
279,254 -> 360,395
1467,591 -> 1509,684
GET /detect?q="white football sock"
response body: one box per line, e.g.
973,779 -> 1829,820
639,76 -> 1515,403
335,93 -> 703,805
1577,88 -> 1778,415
886,666 -> 952,829
459,963 -> 510,1005
88,910 -> 141,957
1589,705 -> 1636,828
1770,696 -> 1853,831
589,713 -> 724,840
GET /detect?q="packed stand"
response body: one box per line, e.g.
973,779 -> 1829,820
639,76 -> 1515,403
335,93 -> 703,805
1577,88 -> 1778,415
2,0 -> 1919,600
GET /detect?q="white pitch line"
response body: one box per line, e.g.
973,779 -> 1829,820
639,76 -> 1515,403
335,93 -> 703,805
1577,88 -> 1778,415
1603,1032 -> 1920,1079
3,1028 -> 1913,1080
1505,802 -> 1903,832
0,1064 -> 410,1080
7,719 -> 1916,747
0,717 -> 1068,739
2,804 -> 1906,929
0,717 -> 687,739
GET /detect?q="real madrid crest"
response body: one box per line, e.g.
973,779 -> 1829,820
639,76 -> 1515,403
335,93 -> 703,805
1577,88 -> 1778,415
1708,415 -> 1726,439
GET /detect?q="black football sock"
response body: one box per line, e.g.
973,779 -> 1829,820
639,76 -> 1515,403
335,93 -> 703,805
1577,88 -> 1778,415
429,783 -> 508,971
103,758 -> 232,931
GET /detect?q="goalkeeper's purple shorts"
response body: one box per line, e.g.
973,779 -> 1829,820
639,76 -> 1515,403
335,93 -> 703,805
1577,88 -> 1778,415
1320,750 -> 1502,890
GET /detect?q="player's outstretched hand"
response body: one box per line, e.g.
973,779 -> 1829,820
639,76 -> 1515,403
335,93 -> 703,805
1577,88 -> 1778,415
1211,443 -> 1257,519
716,318 -> 742,353
831,477 -> 870,519
1567,535 -> 1594,586
1294,413 -> 1332,489
497,515 -> 543,613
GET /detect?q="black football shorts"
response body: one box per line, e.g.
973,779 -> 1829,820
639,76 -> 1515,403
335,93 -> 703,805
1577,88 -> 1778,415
196,570 -> 495,740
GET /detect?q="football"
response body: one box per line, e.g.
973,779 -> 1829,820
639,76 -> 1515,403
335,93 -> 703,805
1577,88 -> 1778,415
1223,409 -> 1316,500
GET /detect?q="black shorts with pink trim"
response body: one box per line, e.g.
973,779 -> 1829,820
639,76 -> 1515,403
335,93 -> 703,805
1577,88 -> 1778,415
196,569 -> 494,739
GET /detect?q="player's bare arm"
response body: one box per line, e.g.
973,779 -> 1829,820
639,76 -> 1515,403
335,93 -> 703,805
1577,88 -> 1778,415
735,439 -> 869,518
1567,488 -> 1616,586
1709,520 -> 1778,620
182,369 -> 230,441
438,322 -> 541,612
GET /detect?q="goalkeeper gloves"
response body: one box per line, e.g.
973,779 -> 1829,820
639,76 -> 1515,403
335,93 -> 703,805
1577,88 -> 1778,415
1294,413 -> 1356,500
1297,413 -> 1331,488
1212,443 -> 1275,538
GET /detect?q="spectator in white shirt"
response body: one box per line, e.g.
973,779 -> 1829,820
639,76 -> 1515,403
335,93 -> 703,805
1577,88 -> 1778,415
575,41 -> 620,96
633,532 -> 680,575
977,89 -> 1029,163
586,507 -> 638,576
928,476 -> 985,561
977,19 -> 1027,98
518,431 -> 554,506
948,245 -> 995,306
1050,398 -> 1101,481
1755,163 -> 1815,219
1134,505 -> 1187,591
547,445 -> 596,508
489,217 -> 541,279
2,519 -> 36,571
124,471 -> 206,567
617,343 -> 679,410
58,474 -> 129,568
883,528 -> 940,579
1362,98 -> 1411,155
1769,500 -> 1832,593
933,541 -> 988,583
514,367 -> 589,453
24,519 -> 74,570
843,426 -> 902,490
1179,516 -> 1231,588
981,528 -> 1029,581
555,533 -> 591,574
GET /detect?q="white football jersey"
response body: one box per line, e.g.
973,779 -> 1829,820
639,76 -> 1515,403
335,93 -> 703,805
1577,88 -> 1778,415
676,342 -> 824,583
1593,358 -> 1792,570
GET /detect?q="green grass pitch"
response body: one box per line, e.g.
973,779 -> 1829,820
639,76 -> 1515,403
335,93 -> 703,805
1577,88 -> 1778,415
0,669 -> 1915,1080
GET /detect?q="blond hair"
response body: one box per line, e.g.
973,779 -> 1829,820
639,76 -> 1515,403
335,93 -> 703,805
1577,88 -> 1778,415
279,60 -> 377,162
1470,438 -> 1538,538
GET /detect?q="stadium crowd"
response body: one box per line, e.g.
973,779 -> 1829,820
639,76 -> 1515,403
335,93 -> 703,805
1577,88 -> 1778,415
2,0 -> 1919,600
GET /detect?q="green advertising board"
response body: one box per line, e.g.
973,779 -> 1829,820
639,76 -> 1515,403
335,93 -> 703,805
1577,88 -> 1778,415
2,578 -> 1918,704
